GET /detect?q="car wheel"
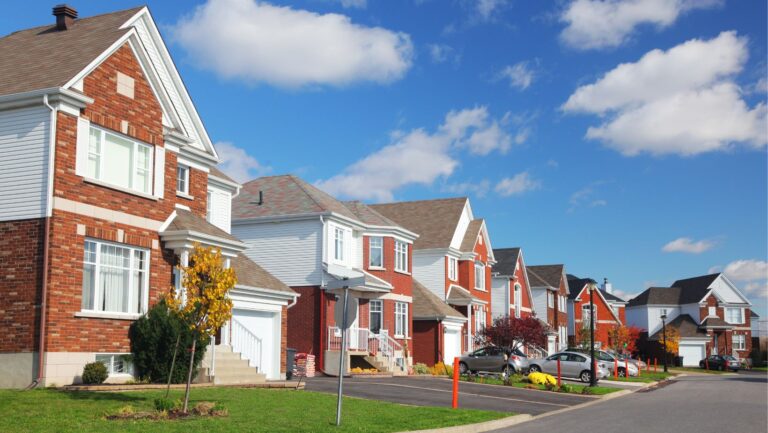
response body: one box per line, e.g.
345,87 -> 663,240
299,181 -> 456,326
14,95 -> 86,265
528,365 -> 541,373
459,362 -> 468,375
580,370 -> 592,383
618,368 -> 626,378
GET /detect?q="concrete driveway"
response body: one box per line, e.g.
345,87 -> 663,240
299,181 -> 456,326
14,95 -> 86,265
304,376 -> 597,415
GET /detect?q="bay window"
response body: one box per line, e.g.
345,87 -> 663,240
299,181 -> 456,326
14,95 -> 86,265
395,302 -> 408,337
725,307 -> 744,324
474,261 -> 485,290
395,240 -> 408,273
369,237 -> 383,268
87,126 -> 153,195
81,239 -> 148,315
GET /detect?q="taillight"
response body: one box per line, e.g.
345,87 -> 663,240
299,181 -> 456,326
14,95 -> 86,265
511,356 -> 520,361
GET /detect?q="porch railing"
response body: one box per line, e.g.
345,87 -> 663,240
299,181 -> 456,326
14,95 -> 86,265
327,327 -> 405,371
231,318 -> 263,372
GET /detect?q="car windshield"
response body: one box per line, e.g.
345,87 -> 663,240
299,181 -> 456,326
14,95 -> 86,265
511,348 -> 526,357
596,352 -> 614,361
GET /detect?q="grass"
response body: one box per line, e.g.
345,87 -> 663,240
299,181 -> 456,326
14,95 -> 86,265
751,367 -> 768,372
602,372 -> 672,383
456,375 -> 621,395
0,387 -> 506,433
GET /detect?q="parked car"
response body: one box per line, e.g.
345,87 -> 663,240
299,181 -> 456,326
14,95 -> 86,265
699,355 -> 740,372
457,346 -> 529,375
528,351 -> 611,383
568,348 -> 639,377
614,352 -> 647,371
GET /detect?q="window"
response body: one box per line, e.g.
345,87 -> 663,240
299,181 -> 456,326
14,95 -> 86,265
581,304 -> 596,328
475,306 -> 486,332
82,239 -> 148,315
547,291 -> 554,308
334,227 -> 345,261
558,295 -> 567,312
725,307 -> 744,324
96,353 -> 134,376
474,262 -> 485,290
87,126 -> 152,194
659,308 -> 668,318
708,306 -> 716,317
733,334 -> 745,351
206,191 -> 212,222
514,284 -> 522,318
177,165 -> 189,194
395,302 -> 408,337
369,300 -> 383,334
568,354 -> 587,363
369,237 -> 384,268
448,257 -> 458,281
395,241 -> 408,273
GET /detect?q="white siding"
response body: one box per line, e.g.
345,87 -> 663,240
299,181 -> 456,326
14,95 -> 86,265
0,106 -> 50,221
709,276 -> 747,304
413,251 -> 446,300
680,303 -> 701,322
531,288 -> 548,324
232,219 -> 323,287
491,277 -> 509,318
647,306 -> 682,335
207,184 -> 232,233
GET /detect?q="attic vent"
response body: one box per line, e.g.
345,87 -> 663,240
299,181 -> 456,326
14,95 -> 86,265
250,190 -> 263,206
53,4 -> 77,31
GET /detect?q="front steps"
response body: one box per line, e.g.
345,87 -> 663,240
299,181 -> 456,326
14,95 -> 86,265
201,344 -> 266,385
362,354 -> 407,376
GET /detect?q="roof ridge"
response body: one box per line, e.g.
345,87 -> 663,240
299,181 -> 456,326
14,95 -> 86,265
2,5 -> 144,38
288,175 -> 327,213
372,196 -> 468,206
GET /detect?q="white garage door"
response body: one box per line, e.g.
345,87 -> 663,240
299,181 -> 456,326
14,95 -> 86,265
679,343 -> 705,366
443,328 -> 461,365
232,309 -> 280,379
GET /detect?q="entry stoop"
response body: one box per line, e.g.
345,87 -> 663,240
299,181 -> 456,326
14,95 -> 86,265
201,345 -> 266,385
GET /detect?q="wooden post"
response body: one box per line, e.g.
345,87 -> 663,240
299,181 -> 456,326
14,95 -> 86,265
452,357 -> 459,409
557,357 -> 562,386
625,359 -> 629,378
654,358 -> 657,373
614,359 -> 618,380
646,358 -> 650,373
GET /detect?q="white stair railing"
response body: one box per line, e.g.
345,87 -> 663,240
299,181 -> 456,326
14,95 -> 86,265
327,327 -> 370,352
231,318 -> 263,371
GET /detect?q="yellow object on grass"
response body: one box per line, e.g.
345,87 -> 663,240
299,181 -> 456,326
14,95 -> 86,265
528,372 -> 557,386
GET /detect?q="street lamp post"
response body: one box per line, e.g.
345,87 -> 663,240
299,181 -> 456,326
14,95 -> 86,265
661,313 -> 668,373
588,280 -> 597,387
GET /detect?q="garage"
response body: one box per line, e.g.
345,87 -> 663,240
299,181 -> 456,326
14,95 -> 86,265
678,341 -> 706,366
443,326 -> 462,364
231,308 -> 281,379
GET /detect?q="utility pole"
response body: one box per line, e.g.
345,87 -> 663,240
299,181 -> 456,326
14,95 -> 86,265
661,313 -> 668,373
589,280 -> 597,387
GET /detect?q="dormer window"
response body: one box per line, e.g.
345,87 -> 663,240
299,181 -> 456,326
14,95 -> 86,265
177,164 -> 189,195
334,227 -> 345,262
87,126 -> 152,195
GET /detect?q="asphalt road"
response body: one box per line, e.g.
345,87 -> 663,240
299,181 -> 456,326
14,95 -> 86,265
490,371 -> 768,433
304,376 -> 596,415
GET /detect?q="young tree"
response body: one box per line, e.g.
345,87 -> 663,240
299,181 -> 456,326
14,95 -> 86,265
576,325 -> 593,350
166,244 -> 236,413
659,327 -> 680,357
607,325 -> 642,354
477,316 -> 548,353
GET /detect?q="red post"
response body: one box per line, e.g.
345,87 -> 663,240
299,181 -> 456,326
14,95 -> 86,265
646,358 -> 650,373
614,359 -> 618,380
452,357 -> 459,409
557,358 -> 562,386
654,358 -> 658,372
625,359 -> 629,378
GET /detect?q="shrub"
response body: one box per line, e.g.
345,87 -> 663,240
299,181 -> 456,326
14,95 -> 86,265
81,362 -> 108,384
429,362 -> 451,376
129,299 -> 209,384
153,398 -> 177,412
559,383 -> 574,393
413,363 -> 430,374
528,372 -> 557,386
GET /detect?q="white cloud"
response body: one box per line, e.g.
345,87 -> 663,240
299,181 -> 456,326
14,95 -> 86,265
568,182 -> 608,212
612,288 -> 639,302
214,142 -> 270,183
172,0 -> 413,88
476,0 -> 507,21
427,44 -> 460,64
711,259 -> 768,299
441,180 -> 491,198
499,61 -> 536,90
338,0 -> 367,8
315,107 -> 513,201
560,0 -> 722,50
662,237 -> 715,254
563,31 -> 767,156
494,172 -> 541,197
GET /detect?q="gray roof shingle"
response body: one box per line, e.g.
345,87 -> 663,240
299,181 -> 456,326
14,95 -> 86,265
412,279 -> 465,320
209,166 -> 238,185
0,7 -> 142,97
671,273 -> 721,304
341,201 -> 400,227
649,314 -> 708,340
459,219 -> 484,252
527,265 -> 565,290
165,209 -> 240,243
232,253 -> 294,294
371,198 -> 468,250
492,248 -> 520,276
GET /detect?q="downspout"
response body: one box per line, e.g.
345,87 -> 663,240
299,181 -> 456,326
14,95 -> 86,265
318,215 -> 326,373
32,95 -> 57,388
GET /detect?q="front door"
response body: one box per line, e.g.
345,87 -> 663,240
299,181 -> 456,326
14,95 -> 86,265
444,327 -> 461,364
369,300 -> 383,334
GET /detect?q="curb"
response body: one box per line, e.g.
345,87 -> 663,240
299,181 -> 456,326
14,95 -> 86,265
397,414 -> 533,433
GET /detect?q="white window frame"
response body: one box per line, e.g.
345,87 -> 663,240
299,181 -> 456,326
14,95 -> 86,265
206,191 -> 212,222
474,261 -> 485,290
369,236 -> 384,268
475,305 -> 487,332
81,239 -> 149,316
333,227 -> 345,262
514,284 -> 522,319
394,240 -> 408,273
733,334 -> 746,351
582,304 -> 596,328
87,125 -> 153,195
394,302 -> 408,338
725,307 -> 744,324
448,256 -> 458,281
96,353 -> 134,376
177,164 -> 190,194
369,300 -> 384,334
659,308 -> 668,318
547,291 -> 554,308
708,306 -> 716,317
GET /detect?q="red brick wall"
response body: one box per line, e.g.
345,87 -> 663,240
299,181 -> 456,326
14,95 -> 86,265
572,287 -> 619,348
413,320 -> 440,365
700,295 -> 752,358
285,286 -> 322,358
363,236 -> 413,297
0,218 -> 45,353
554,278 -> 569,345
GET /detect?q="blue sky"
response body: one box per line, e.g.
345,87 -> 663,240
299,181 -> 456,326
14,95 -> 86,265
5,0 -> 767,313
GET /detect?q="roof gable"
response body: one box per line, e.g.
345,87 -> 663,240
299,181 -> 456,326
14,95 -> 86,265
371,197 -> 469,250
567,277 -> 622,323
492,248 -> 521,276
412,279 -> 465,320
527,264 -> 565,290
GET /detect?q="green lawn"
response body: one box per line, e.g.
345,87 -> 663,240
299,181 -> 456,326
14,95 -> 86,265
0,388 -> 506,433
456,375 -> 621,395
602,372 -> 672,383
751,367 -> 768,372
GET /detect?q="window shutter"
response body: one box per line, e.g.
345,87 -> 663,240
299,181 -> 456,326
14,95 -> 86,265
153,146 -> 165,198
75,117 -> 90,176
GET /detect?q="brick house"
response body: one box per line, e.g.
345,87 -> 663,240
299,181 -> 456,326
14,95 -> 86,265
371,198 -> 494,365
567,276 -> 624,350
0,6 -> 294,388
526,265 -> 570,353
491,248 -> 535,320
231,175 -> 418,375
626,273 -> 753,366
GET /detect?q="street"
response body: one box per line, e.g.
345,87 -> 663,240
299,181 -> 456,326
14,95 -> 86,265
491,372 -> 768,433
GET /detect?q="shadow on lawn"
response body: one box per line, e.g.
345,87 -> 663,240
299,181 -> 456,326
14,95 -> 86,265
58,389 -> 146,402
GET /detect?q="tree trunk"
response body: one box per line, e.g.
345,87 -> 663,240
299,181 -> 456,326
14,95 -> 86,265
182,337 -> 197,414
165,333 -> 181,399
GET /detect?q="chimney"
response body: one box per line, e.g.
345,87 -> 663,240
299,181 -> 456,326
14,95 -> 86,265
602,277 -> 613,294
53,4 -> 77,31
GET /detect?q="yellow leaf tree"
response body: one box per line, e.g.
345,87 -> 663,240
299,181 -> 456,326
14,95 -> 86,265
166,243 -> 236,413
659,327 -> 680,366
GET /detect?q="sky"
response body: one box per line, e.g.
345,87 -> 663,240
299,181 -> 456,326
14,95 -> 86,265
4,0 -> 767,314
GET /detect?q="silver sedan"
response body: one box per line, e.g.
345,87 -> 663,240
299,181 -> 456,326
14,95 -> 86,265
528,351 -> 610,383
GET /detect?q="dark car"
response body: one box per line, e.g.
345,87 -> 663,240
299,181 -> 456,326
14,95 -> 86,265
457,346 -> 529,375
699,355 -> 739,371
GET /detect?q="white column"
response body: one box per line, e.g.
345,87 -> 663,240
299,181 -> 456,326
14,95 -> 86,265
466,304 -> 472,353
